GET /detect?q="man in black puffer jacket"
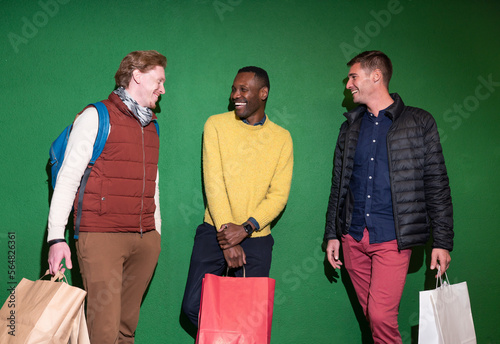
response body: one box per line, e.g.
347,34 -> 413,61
324,51 -> 453,344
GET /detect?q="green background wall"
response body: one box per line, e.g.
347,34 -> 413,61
1,0 -> 499,343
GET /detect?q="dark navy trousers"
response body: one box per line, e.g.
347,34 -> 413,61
181,222 -> 274,326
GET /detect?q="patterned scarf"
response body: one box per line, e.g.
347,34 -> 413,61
113,87 -> 153,127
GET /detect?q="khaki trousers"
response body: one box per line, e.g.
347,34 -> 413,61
76,230 -> 161,344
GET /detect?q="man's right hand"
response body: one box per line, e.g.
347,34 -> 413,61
326,239 -> 343,270
222,244 -> 246,269
48,242 -> 72,275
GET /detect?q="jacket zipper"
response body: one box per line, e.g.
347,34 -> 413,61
386,129 -> 400,250
140,125 -> 146,237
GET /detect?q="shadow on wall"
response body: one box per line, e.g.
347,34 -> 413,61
342,77 -> 357,113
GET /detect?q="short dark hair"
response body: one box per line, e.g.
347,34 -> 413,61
115,50 -> 167,88
238,66 -> 270,91
347,51 -> 393,87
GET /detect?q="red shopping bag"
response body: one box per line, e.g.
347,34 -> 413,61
196,273 -> 276,344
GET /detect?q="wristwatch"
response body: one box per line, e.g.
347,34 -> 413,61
243,223 -> 254,236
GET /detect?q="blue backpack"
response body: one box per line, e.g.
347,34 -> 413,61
49,102 -> 110,189
49,102 -> 159,239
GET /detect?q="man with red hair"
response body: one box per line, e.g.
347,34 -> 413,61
47,50 -> 166,344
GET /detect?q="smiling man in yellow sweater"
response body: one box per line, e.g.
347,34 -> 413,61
182,66 -> 294,326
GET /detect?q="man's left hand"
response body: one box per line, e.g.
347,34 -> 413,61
222,245 -> 246,268
217,223 -> 248,250
430,248 -> 451,277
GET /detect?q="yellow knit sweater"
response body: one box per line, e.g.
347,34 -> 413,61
203,111 -> 293,237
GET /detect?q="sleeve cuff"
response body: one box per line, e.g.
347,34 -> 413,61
247,217 -> 260,231
48,238 -> 67,247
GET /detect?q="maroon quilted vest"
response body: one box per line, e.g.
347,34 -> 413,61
73,92 -> 159,233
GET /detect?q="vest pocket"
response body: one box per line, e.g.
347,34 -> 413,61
99,179 -> 109,215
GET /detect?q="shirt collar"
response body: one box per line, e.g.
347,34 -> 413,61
243,114 -> 267,126
366,106 -> 390,120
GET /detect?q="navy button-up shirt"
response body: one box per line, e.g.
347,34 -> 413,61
348,109 -> 396,243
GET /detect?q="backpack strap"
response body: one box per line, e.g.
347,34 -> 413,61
153,119 -> 160,136
74,102 -> 110,239
90,102 -> 110,165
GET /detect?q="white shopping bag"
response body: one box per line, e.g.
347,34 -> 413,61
418,287 -> 440,344
418,268 -> 476,344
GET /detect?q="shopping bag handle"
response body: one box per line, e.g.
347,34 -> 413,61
225,265 -> 246,278
41,269 -> 68,283
435,266 -> 451,288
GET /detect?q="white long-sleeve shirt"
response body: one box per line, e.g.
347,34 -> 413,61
47,107 -> 161,242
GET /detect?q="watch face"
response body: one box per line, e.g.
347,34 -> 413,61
244,224 -> 253,234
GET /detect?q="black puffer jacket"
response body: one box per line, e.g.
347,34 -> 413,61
325,93 -> 454,251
